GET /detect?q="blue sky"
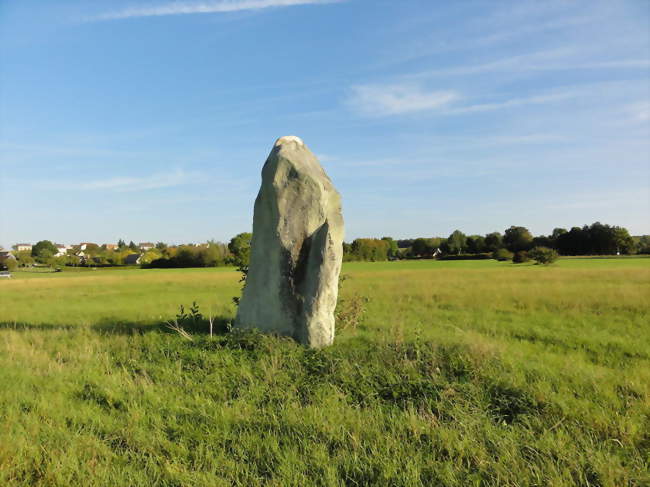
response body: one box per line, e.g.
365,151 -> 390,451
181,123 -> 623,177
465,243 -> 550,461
0,0 -> 648,247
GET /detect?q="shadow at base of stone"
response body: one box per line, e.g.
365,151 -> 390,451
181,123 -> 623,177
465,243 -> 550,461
0,316 -> 234,337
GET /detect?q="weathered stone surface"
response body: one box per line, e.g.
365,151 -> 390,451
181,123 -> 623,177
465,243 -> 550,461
234,136 -> 344,347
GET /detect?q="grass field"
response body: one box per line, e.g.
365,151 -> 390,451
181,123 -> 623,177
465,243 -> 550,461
1,258 -> 649,486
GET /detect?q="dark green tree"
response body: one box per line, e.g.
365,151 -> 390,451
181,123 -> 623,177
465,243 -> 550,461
31,240 -> 58,257
484,232 -> 503,252
350,239 -> 390,261
503,226 -> 533,252
381,237 -> 399,259
612,226 -> 635,254
446,230 -> 467,255
466,235 -> 486,254
637,235 -> 650,254
411,238 -> 437,258
0,255 -> 17,271
529,246 -> 559,265
512,250 -> 530,263
228,232 -> 253,268
492,248 -> 513,261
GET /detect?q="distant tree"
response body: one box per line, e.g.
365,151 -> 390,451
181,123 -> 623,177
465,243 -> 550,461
342,242 -> 354,261
492,248 -> 513,261
503,226 -> 533,252
446,230 -> 467,255
155,242 -> 168,251
82,244 -> 100,258
228,233 -> 252,268
529,246 -> 559,265
512,251 -> 530,264
350,239 -> 390,261
555,222 -> 635,255
129,241 -> 138,251
31,240 -> 58,258
15,251 -> 34,267
381,237 -> 399,259
466,235 -> 486,254
637,235 -> 650,254
411,238 -> 437,258
140,249 -> 163,265
397,239 -> 414,249
555,226 -> 587,255
550,228 -> 567,248
612,226 -> 635,254
198,241 -> 229,267
532,235 -> 553,248
484,232 -> 503,252
117,239 -> 126,249
0,255 -> 17,271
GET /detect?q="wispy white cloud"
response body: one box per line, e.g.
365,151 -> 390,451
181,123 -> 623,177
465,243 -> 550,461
448,90 -> 578,114
347,83 -> 459,116
348,78 -> 650,119
347,82 -> 586,117
412,48 -> 650,78
33,169 -> 201,192
89,0 -> 342,21
472,134 -> 569,145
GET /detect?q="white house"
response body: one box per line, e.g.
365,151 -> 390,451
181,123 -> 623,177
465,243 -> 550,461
15,243 -> 32,252
139,242 -> 154,251
54,244 -> 68,257
79,243 -> 97,251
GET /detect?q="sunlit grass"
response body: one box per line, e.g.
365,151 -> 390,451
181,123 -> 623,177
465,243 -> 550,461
0,258 -> 648,486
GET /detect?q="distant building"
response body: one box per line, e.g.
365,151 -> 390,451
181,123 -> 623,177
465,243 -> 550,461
0,251 -> 16,261
79,243 -> 97,251
15,243 -> 32,252
54,244 -> 68,257
124,254 -> 142,265
139,242 -> 154,251
104,244 -> 118,251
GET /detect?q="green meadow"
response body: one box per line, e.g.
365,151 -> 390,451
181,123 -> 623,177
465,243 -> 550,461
1,258 -> 649,486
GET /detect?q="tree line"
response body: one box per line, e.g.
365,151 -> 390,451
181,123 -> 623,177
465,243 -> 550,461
343,222 -> 647,262
2,223 -> 647,272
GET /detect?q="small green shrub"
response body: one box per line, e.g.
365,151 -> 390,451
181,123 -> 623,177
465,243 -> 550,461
492,248 -> 513,261
175,301 -> 203,324
0,256 -> 17,271
529,246 -> 559,265
512,251 -> 530,263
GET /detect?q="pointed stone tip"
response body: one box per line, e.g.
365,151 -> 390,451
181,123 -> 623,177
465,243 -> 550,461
274,135 -> 304,148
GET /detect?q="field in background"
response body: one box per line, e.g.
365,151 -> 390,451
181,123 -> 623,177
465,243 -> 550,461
1,258 -> 649,486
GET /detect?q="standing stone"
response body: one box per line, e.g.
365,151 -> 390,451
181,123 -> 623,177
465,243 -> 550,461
234,136 -> 344,347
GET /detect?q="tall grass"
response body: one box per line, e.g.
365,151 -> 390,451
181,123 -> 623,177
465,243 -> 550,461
0,259 -> 648,486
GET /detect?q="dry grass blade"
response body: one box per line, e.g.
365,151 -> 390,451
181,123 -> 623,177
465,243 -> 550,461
165,319 -> 193,341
